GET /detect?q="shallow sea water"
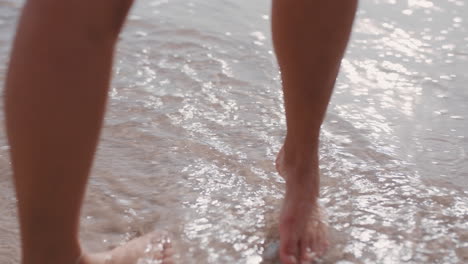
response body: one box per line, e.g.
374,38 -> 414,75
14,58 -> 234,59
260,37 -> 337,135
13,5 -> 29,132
0,0 -> 467,263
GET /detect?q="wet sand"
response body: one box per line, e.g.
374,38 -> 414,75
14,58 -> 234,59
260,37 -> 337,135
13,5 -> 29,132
0,0 -> 467,263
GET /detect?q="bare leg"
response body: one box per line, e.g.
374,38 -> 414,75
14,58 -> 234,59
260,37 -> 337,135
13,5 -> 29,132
271,0 -> 358,263
4,1 -> 172,263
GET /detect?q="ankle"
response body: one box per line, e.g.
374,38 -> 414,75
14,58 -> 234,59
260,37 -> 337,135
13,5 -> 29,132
282,138 -> 319,169
279,146 -> 319,178
21,240 -> 82,264
279,149 -> 320,197
285,175 -> 320,200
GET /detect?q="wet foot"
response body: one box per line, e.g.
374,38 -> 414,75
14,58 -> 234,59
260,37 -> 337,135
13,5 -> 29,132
79,231 -> 175,264
276,148 -> 329,264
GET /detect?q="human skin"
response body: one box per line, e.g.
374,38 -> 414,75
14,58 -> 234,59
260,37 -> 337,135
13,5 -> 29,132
4,0 -> 357,263
272,0 -> 358,263
3,1 -> 173,263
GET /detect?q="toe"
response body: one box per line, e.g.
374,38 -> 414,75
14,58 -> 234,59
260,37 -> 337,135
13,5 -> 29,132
316,223 -> 329,256
300,239 -> 312,263
279,236 -> 299,264
307,238 -> 320,263
280,246 -> 298,264
281,254 -> 298,264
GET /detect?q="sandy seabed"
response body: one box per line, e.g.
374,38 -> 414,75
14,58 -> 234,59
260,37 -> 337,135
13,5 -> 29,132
0,0 -> 467,263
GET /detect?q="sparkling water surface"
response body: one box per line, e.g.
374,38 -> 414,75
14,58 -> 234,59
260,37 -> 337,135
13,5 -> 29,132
0,0 -> 467,263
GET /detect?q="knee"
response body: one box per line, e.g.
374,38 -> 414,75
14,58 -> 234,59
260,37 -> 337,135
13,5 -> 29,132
106,0 -> 135,38
25,0 -> 134,42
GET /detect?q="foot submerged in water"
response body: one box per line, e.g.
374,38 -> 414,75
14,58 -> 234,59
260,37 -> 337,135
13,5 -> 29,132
276,148 -> 329,264
79,231 -> 174,264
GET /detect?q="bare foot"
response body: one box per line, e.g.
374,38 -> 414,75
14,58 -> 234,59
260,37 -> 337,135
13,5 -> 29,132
276,148 -> 329,264
79,232 -> 175,264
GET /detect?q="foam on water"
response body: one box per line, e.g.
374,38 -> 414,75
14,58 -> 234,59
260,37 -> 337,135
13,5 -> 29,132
0,0 -> 467,263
